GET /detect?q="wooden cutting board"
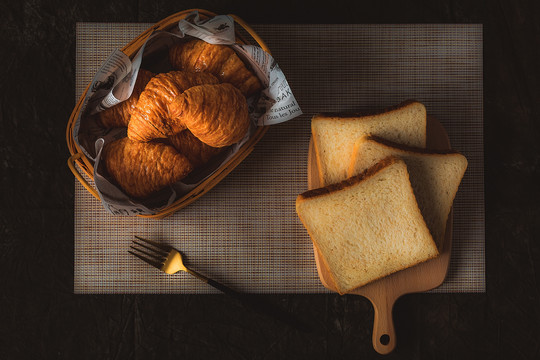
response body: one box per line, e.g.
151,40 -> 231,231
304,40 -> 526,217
307,116 -> 453,355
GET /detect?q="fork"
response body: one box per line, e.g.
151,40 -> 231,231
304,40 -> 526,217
129,235 -> 227,291
129,236 -> 310,332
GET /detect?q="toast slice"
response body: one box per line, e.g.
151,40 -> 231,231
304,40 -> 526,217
348,136 -> 468,249
296,156 -> 439,295
311,100 -> 427,186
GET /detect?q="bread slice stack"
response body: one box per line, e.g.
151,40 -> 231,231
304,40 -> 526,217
296,100 -> 467,295
296,156 -> 440,294
348,135 -> 468,249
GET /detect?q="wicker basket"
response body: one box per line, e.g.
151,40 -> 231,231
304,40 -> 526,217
66,9 -> 271,219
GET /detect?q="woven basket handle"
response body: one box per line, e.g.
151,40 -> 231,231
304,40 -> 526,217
229,14 -> 272,54
67,153 -> 100,200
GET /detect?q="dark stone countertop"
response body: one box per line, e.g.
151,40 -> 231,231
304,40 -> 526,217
1,0 -> 539,359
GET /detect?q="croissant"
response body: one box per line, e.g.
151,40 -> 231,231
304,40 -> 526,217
127,71 -> 219,142
169,83 -> 250,148
168,130 -> 224,168
103,137 -> 193,198
95,69 -> 155,128
169,39 -> 262,97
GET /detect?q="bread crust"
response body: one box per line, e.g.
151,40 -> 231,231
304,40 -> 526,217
340,249 -> 438,294
361,135 -> 460,155
348,135 -> 464,180
298,156 -> 399,201
311,130 -> 326,185
312,99 -> 421,120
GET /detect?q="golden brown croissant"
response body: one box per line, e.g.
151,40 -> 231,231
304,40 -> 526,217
102,137 -> 193,198
168,130 -> 224,168
127,71 -> 219,142
95,69 -> 155,128
169,39 -> 262,97
168,83 -> 250,148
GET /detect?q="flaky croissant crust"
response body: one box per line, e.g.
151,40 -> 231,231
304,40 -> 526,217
127,71 -> 219,142
169,83 -> 250,148
103,137 -> 193,198
168,130 -> 223,168
169,39 -> 262,97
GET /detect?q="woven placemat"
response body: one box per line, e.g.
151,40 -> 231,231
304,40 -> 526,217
74,23 -> 484,294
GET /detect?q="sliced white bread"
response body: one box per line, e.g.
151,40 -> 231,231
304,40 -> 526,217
348,135 -> 468,249
311,100 -> 427,186
296,156 -> 439,295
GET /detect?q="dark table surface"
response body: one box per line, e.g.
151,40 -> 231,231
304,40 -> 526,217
2,0 -> 539,359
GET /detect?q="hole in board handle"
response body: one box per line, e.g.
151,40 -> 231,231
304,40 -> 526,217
379,334 -> 390,345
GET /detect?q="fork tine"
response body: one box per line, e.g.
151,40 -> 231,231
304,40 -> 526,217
134,236 -> 171,252
128,250 -> 163,269
129,244 -> 167,262
133,239 -> 169,258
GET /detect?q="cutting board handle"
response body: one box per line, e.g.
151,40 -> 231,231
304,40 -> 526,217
370,293 -> 397,354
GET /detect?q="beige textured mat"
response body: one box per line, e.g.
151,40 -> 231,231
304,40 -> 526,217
74,23 -> 484,293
